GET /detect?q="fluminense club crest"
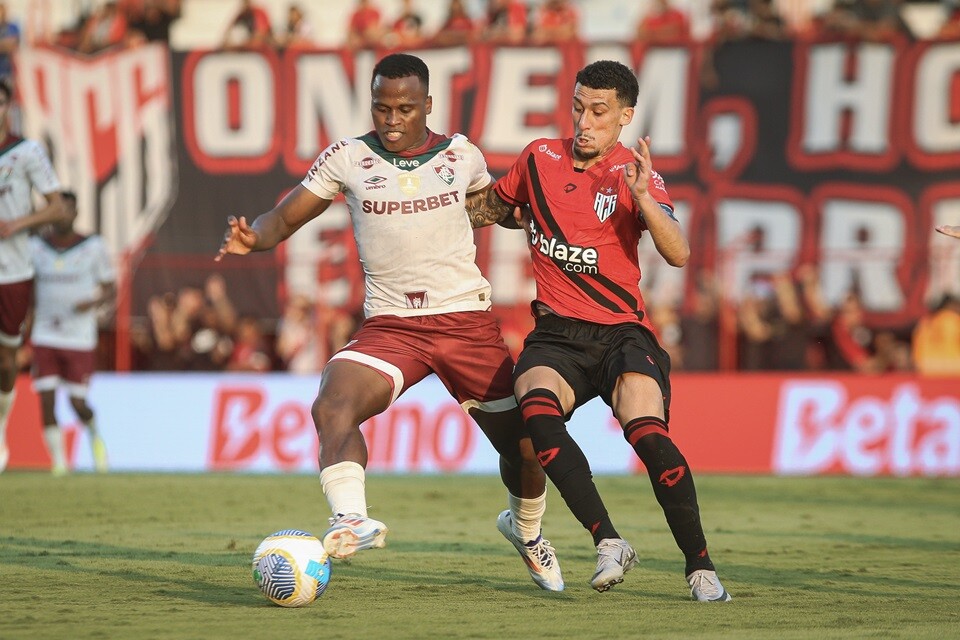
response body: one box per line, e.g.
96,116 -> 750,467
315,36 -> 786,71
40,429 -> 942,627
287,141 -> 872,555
434,163 -> 455,186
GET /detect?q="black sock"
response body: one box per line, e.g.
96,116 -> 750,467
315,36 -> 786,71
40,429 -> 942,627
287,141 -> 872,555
624,416 -> 715,574
520,389 -> 618,545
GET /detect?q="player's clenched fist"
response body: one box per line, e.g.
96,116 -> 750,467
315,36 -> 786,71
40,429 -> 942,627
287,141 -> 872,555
216,215 -> 258,261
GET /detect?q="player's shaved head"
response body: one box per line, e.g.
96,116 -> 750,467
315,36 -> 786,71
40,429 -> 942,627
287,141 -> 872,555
371,53 -> 429,93
575,60 -> 639,108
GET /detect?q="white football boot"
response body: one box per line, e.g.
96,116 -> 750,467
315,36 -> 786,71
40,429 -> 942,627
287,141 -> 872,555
591,538 -> 637,592
496,510 -> 564,591
322,514 -> 388,559
687,569 -> 732,602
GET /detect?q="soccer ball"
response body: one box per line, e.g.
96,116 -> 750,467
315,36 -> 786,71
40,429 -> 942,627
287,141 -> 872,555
252,529 -> 332,607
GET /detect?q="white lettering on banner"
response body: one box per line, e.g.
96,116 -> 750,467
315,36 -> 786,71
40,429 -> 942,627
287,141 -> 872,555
480,48 -> 562,154
18,45 -> 175,261
773,381 -> 960,476
626,47 -> 691,159
194,54 -> 275,156
715,198 -> 801,300
914,43 -> 960,153
801,43 -> 895,155
819,199 -> 905,310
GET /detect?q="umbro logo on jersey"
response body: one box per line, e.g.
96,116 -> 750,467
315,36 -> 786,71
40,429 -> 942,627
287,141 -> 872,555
564,183 -> 577,193
363,175 -> 387,190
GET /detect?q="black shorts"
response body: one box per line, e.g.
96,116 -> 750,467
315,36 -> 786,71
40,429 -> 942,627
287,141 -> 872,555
514,313 -> 672,421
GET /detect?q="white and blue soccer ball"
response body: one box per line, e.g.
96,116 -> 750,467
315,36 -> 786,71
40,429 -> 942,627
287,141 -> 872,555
252,529 -> 332,607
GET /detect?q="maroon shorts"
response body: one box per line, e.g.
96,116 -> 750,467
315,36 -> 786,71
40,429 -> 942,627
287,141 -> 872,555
0,279 -> 33,347
328,311 -> 516,410
31,345 -> 96,391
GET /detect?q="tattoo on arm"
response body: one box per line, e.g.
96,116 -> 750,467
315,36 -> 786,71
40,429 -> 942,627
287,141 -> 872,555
466,187 -> 514,228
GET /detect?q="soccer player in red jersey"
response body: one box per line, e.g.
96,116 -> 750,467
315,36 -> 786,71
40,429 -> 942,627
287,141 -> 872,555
216,53 -> 563,591
466,60 -> 731,601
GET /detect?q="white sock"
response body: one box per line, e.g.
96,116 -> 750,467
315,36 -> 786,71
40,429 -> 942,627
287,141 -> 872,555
43,424 -> 66,470
509,490 -> 546,542
319,461 -> 368,517
0,388 -> 15,445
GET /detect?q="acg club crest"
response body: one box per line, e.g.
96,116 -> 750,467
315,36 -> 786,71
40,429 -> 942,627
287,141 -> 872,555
594,188 -> 618,223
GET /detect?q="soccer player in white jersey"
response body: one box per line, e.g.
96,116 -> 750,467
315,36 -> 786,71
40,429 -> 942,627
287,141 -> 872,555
0,78 -> 67,472
217,53 -> 564,591
30,191 -> 115,475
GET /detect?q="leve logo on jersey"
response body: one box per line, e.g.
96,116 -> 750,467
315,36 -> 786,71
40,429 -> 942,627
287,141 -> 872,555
398,174 -> 421,196
434,163 -> 455,186
594,187 -> 618,223
392,157 -> 420,168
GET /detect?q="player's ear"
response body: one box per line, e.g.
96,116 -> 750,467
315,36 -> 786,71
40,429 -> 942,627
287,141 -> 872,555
425,95 -> 433,116
620,106 -> 634,127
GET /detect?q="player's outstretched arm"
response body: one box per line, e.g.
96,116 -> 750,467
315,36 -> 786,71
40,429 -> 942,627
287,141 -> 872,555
936,225 -> 960,240
624,136 -> 689,268
0,191 -> 66,239
465,184 -> 515,229
216,185 -> 331,261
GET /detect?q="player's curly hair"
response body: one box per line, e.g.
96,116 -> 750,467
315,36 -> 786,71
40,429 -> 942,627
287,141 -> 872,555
575,60 -> 639,108
372,53 -> 429,92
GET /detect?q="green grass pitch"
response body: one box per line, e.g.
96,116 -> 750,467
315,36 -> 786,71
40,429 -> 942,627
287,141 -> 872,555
1,473 -> 958,639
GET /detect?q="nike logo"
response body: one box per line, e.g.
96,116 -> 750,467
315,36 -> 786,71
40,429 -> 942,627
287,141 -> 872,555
659,465 -> 686,487
537,448 -> 560,467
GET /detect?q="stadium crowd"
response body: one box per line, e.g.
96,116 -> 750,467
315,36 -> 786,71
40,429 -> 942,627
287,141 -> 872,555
2,0 -> 958,377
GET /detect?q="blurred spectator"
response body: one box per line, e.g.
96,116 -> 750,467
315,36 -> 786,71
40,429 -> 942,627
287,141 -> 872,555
126,0 -> 181,45
0,2 -> 19,82
679,271 -> 721,371
433,0 -> 476,46
79,1 -> 128,54
530,0 -> 579,45
747,0 -> 789,40
221,0 -> 273,51
346,0 -> 383,50
275,294 -> 321,373
912,295 -> 960,375
812,0 -> 909,41
650,303 -> 683,368
227,316 -> 271,372
481,0 -> 527,45
275,3 -> 313,49
709,0 -> 752,42
385,0 -> 426,49
827,291 -> 883,373
636,0 -> 691,44
146,275 -> 237,371
938,2 -> 960,39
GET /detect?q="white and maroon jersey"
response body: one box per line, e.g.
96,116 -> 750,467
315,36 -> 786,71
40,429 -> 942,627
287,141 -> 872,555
494,138 -> 675,331
302,130 -> 493,318
0,136 -> 62,284
30,234 -> 115,350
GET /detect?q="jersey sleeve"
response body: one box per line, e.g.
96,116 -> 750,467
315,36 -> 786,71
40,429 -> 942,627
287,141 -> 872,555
24,140 -> 61,195
493,140 -> 537,207
634,170 -> 677,229
301,139 -> 350,200
462,139 -> 493,194
92,236 -> 116,284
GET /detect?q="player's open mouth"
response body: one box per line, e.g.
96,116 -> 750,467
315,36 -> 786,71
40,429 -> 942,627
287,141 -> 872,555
384,132 -> 403,141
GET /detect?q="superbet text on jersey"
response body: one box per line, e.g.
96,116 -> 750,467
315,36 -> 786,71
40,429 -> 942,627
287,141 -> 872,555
303,131 -> 494,320
495,138 -> 676,331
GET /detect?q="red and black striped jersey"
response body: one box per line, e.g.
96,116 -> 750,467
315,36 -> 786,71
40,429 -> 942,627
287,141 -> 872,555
494,138 -> 674,330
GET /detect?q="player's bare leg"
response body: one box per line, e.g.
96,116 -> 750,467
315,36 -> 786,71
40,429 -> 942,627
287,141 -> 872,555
0,343 -> 17,472
39,389 -> 67,476
474,406 -> 564,591
313,360 -> 392,558
70,395 -> 108,473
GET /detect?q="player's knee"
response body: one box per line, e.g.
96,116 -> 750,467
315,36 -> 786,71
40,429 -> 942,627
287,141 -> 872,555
70,397 -> 93,422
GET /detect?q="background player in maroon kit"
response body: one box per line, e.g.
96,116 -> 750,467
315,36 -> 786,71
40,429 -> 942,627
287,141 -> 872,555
466,60 -> 731,600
